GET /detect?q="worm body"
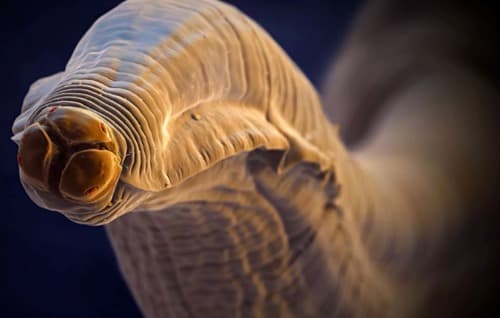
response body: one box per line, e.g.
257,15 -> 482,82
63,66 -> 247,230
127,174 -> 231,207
13,0 -> 334,225
12,0 -> 499,317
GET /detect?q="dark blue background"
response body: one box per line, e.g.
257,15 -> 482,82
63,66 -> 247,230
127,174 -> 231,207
2,1 -> 360,317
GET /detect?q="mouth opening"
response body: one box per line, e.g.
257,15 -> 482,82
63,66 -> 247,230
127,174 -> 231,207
17,105 -> 122,211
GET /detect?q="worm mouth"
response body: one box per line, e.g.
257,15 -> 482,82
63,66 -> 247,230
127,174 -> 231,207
17,106 -> 122,212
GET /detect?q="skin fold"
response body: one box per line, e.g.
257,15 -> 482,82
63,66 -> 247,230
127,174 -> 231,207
12,0 -> 499,317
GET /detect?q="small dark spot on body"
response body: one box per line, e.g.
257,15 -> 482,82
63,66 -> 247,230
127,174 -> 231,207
191,113 -> 201,120
325,201 -> 343,218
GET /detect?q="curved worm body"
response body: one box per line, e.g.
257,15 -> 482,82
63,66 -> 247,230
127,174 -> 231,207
12,0 -> 499,317
13,0 -> 334,225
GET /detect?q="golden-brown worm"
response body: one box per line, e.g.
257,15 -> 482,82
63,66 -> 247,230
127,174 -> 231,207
11,0 -> 499,317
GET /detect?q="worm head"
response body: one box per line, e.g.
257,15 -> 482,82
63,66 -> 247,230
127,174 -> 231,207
16,106 -> 123,224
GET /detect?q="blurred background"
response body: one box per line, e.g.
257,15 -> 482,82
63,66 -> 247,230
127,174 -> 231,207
1,1 -> 361,317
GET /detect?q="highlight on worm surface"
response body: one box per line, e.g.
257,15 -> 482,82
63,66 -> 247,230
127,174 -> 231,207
11,0 -> 499,317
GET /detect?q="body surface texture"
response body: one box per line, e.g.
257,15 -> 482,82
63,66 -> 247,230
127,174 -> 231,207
12,0 -> 499,317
